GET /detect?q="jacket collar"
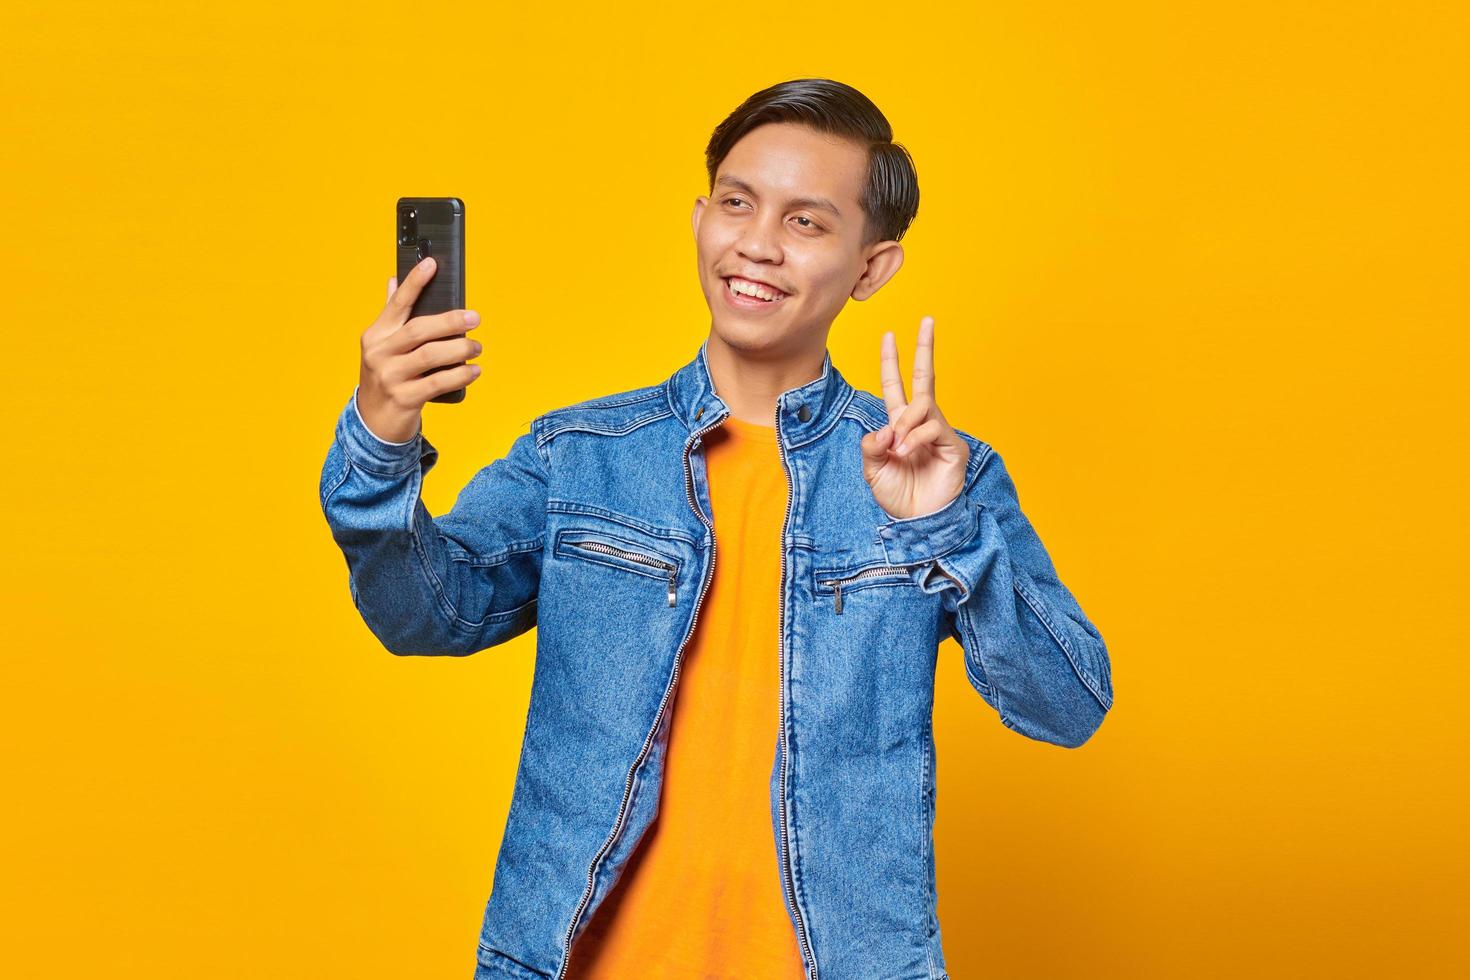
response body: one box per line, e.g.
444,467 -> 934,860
667,335 -> 855,449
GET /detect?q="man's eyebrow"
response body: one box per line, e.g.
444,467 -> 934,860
715,175 -> 844,219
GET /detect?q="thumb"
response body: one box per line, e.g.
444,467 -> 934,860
862,423 -> 894,463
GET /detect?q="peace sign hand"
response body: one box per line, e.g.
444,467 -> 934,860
860,316 -> 971,520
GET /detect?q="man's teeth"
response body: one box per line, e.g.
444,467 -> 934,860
727,278 -> 783,302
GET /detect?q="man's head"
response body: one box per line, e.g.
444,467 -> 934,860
692,78 -> 919,360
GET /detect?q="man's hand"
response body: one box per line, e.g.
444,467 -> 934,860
859,316 -> 970,520
355,255 -> 484,443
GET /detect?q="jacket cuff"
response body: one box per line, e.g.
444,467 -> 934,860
876,491 -> 981,566
338,385 -> 435,476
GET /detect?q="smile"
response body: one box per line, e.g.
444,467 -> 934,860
723,276 -> 789,303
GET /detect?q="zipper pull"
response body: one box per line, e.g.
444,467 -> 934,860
834,583 -> 844,615
667,568 -> 677,607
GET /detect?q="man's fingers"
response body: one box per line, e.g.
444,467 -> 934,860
879,330 -> 908,420
911,316 -> 936,399
893,417 -> 946,457
386,307 -> 481,355
860,424 -> 897,483
385,255 -> 436,321
387,276 -> 398,303
861,423 -> 895,463
399,361 -> 483,406
889,397 -> 930,450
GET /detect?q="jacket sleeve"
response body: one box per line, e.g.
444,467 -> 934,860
874,443 -> 1113,747
318,385 -> 548,656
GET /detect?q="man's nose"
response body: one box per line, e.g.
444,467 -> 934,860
737,213 -> 784,262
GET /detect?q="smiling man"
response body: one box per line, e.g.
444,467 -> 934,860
321,78 -> 1113,980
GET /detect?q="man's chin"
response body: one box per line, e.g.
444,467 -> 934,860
708,316 -> 801,356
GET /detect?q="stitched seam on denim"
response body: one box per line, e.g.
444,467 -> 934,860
406,507 -> 539,634
955,600 -> 999,708
542,408 -> 669,440
437,547 -> 541,626
336,412 -> 428,478
843,398 -> 887,432
448,538 -> 544,566
920,716 -> 936,976
539,406 -> 671,442
475,943 -> 551,978
930,555 -> 970,603
784,385 -> 854,449
1013,578 -> 1112,711
662,377 -> 685,427
340,443 -> 424,479
422,526 -> 480,630
455,593 -> 538,628
545,500 -> 700,547
530,415 -> 553,472
403,514 -> 470,634
881,501 -> 982,568
963,444 -> 993,494
320,455 -> 351,510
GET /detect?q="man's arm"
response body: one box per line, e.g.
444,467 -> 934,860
875,443 -> 1113,747
318,384 -> 548,656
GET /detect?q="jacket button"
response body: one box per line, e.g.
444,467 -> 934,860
797,404 -> 811,422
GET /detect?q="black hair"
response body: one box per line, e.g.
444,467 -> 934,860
705,78 -> 920,247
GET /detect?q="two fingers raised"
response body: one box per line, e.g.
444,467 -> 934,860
879,315 -> 942,444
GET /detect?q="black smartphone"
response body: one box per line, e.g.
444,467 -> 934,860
396,197 -> 467,404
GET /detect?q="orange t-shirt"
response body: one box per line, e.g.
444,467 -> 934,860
564,413 -> 806,979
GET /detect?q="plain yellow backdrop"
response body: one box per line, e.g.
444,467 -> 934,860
3,1 -> 1466,977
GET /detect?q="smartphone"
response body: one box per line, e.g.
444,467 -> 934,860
396,197 -> 467,404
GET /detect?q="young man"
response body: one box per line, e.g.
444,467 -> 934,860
321,78 -> 1113,980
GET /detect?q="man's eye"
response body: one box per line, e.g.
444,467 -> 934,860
723,198 -> 822,232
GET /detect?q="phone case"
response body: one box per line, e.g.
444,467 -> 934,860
396,197 -> 466,404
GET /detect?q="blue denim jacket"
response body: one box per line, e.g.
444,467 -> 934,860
319,338 -> 1113,980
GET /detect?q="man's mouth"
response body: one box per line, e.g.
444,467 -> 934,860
722,275 -> 790,303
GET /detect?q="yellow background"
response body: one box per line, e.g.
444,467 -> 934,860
3,2 -> 1466,977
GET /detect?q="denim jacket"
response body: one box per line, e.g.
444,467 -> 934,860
319,338 -> 1113,980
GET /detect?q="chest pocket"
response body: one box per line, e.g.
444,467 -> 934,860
812,560 -> 927,615
554,523 -> 686,607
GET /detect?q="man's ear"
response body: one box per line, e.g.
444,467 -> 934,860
851,241 -> 905,301
691,196 -> 709,239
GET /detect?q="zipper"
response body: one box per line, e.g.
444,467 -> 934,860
566,539 -> 678,606
553,410 -> 727,980
774,400 -> 818,978
817,565 -> 915,614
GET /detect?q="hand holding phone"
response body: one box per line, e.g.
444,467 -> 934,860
355,253 -> 483,444
393,198 -> 467,403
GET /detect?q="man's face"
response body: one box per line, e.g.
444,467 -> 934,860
692,121 -> 903,358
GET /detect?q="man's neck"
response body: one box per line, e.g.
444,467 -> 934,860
703,331 -> 826,428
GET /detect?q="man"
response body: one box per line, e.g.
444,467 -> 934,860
321,78 -> 1112,980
